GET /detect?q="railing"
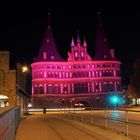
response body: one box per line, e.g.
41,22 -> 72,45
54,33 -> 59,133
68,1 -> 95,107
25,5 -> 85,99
58,107 -> 140,139
0,107 -> 21,140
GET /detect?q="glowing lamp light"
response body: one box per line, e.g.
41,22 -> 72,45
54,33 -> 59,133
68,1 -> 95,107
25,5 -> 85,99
22,66 -> 28,73
110,96 -> 119,104
109,95 -> 125,109
113,97 -> 117,103
28,103 -> 32,108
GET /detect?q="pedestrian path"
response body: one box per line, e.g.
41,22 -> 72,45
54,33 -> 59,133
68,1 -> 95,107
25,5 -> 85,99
16,114 -> 132,140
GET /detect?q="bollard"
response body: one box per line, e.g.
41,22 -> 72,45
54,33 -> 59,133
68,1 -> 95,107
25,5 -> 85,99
73,107 -> 76,120
125,110 -> 128,136
81,108 -> 83,121
105,109 -> 108,129
90,107 -> 93,124
63,108 -> 66,117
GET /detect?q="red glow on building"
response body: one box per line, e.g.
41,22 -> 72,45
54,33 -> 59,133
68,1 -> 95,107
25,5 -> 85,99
31,13 -> 122,107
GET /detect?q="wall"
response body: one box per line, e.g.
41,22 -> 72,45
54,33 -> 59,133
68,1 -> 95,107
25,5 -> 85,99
0,51 -> 16,107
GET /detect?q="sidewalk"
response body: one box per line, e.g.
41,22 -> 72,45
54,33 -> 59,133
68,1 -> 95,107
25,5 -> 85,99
16,114 -> 133,140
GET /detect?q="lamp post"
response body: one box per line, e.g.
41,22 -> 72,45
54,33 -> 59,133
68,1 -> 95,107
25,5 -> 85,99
22,66 -> 28,90
16,64 -> 29,115
113,97 -> 117,109
110,95 -> 120,110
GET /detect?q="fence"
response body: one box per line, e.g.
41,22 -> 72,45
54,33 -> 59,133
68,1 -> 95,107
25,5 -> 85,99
0,107 -> 21,140
58,107 -> 140,139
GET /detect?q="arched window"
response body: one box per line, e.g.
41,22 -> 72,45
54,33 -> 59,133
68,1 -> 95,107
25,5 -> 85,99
103,83 -> 115,92
75,52 -> 78,57
54,85 -> 59,94
34,86 -> 38,94
63,72 -> 65,78
96,71 -> 98,77
59,72 -> 61,78
39,85 -> 44,94
66,72 -> 68,78
89,71 -> 91,77
47,85 -> 53,94
81,52 -> 84,57
44,71 -> 46,77
92,72 -> 94,77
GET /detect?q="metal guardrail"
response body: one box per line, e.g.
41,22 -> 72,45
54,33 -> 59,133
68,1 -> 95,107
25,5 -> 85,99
0,107 -> 21,140
58,107 -> 140,138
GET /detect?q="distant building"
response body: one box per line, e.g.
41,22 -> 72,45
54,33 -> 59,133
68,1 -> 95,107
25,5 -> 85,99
31,13 -> 122,107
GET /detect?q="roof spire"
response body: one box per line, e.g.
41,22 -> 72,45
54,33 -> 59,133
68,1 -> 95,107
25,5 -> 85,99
83,36 -> 87,47
97,9 -> 103,26
48,9 -> 51,29
77,29 -> 81,43
71,37 -> 75,47
97,10 -> 101,23
95,10 -> 112,60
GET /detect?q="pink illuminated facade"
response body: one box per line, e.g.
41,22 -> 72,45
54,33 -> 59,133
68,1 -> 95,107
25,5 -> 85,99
31,14 -> 122,107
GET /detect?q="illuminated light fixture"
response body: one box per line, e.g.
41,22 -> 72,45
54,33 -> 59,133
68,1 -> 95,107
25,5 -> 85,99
22,66 -> 28,73
110,95 -> 119,104
0,94 -> 8,99
28,103 -> 32,108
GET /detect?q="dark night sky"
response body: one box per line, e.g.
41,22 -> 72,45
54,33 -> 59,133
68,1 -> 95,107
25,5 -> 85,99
1,2 -> 140,86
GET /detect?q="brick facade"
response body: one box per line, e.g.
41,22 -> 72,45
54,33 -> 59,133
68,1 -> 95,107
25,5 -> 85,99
0,51 -> 16,107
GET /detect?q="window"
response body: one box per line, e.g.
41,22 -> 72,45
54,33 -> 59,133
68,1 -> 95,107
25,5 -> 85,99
39,85 -> 44,94
63,66 -> 65,69
63,72 -> 65,78
81,52 -> 84,57
96,71 -> 98,77
47,85 -> 53,94
92,72 -> 94,77
99,71 -> 102,76
70,72 -> 72,78
44,71 -> 46,77
34,86 -> 38,94
51,55 -> 54,60
75,52 -> 78,57
89,72 -> 91,77
43,52 -> 47,60
66,72 -> 68,78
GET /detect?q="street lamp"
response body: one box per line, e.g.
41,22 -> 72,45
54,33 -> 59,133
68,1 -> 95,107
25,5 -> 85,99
112,97 -> 118,109
22,66 -> 28,73
109,95 -> 119,110
16,64 -> 30,114
22,66 -> 28,90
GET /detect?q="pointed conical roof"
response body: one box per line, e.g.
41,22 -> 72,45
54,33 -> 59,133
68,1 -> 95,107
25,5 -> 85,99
36,12 -> 63,62
77,30 -> 81,43
94,13 -> 112,60
71,37 -> 75,47
83,36 -> 87,47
